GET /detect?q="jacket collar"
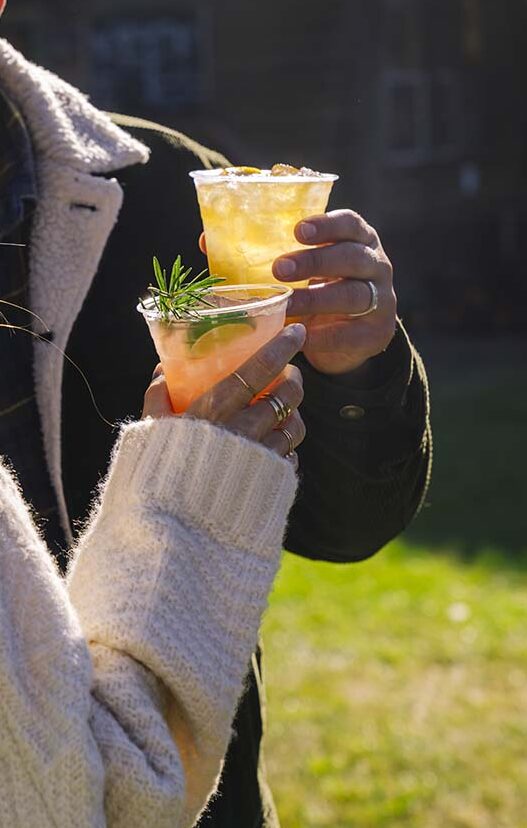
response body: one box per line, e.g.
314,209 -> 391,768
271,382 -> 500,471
0,38 -> 150,543
0,38 -> 149,173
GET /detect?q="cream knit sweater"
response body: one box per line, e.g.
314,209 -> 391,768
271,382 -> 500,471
0,415 -> 297,827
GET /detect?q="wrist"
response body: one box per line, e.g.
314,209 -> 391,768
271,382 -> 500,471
102,417 -> 298,554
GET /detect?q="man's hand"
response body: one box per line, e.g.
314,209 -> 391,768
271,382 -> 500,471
272,210 -> 397,375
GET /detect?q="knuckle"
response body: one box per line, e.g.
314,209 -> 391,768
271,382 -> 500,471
143,381 -> 159,404
344,209 -> 362,231
286,377 -> 304,406
356,244 -> 374,272
242,415 -> 263,442
288,364 -> 304,391
376,318 -> 396,352
307,245 -> 324,275
387,286 -> 398,317
383,255 -> 394,282
297,287 -> 317,316
285,362 -> 302,382
344,210 -> 374,241
367,225 -> 381,247
288,411 -> 306,446
251,351 -> 276,382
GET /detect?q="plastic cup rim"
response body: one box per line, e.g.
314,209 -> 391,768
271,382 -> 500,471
137,283 -> 293,324
189,169 -> 339,184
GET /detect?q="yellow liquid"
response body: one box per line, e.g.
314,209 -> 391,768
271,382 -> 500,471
195,178 -> 334,288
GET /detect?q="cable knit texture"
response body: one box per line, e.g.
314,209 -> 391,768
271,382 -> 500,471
0,416 -> 297,826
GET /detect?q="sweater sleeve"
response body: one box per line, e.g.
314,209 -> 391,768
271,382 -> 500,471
0,417 -> 297,828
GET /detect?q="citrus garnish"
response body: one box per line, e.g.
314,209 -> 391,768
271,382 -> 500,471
270,163 -> 300,176
221,166 -> 262,176
187,314 -> 256,358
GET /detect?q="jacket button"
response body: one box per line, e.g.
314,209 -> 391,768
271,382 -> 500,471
339,404 -> 365,421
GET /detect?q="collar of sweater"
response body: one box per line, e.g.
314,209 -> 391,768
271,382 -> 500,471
0,37 -> 149,173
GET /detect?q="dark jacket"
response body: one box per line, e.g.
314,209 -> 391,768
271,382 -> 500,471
60,133 -> 431,828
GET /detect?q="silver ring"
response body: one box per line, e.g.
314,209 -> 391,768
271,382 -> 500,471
262,393 -> 292,426
348,280 -> 379,318
281,427 -> 295,457
232,371 -> 257,398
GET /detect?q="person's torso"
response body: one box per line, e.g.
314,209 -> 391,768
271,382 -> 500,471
61,135 -> 278,828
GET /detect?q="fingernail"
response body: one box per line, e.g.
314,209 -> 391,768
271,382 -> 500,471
275,258 -> 297,279
288,323 -> 307,344
299,222 -> 317,241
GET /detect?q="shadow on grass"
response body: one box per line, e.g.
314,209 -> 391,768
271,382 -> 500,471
403,334 -> 527,565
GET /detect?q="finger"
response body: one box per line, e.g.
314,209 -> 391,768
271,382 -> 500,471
305,318 -> 396,371
287,278 -> 396,318
151,362 -> 164,380
273,241 -> 388,283
198,232 -> 207,254
227,364 -> 304,441
294,209 -> 379,247
142,376 -> 174,419
261,410 -> 306,456
286,451 -> 299,471
187,323 -> 306,422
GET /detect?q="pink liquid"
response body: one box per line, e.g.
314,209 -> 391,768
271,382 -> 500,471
148,309 -> 285,413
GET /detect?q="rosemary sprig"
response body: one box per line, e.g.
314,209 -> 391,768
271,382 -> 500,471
142,255 -> 225,322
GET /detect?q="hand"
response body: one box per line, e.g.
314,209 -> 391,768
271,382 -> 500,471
272,210 -> 397,374
142,324 -> 307,463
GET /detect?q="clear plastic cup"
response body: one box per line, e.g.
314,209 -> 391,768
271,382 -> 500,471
138,284 -> 292,413
190,168 -> 338,288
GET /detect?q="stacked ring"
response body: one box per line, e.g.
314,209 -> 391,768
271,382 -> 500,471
262,393 -> 292,426
281,427 -> 295,458
232,371 -> 257,398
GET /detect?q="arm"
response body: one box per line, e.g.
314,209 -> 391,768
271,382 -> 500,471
0,418 -> 297,827
286,321 -> 431,562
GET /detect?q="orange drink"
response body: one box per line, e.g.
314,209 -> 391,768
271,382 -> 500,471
190,166 -> 338,288
138,284 -> 292,413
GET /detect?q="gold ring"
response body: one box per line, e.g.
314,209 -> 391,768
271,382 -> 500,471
348,280 -> 379,318
281,427 -> 295,457
262,393 -> 292,426
232,371 -> 257,398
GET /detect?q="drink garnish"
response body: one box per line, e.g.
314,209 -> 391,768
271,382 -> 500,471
220,166 -> 262,176
217,164 -> 324,178
270,163 -> 324,177
270,163 -> 299,176
187,314 -> 256,358
141,255 -> 225,322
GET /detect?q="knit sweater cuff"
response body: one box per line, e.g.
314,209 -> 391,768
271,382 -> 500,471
102,416 -> 298,554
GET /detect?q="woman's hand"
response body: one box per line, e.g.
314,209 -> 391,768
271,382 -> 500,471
272,210 -> 397,374
143,323 -> 307,462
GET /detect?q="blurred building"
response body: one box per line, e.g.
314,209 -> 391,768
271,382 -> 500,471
3,0 -> 526,332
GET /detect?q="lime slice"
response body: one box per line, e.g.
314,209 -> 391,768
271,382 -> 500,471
188,315 -> 256,358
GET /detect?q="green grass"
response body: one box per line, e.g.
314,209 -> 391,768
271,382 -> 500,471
262,337 -> 527,828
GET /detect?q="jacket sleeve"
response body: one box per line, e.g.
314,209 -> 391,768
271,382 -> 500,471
286,321 -> 432,563
0,418 -> 297,828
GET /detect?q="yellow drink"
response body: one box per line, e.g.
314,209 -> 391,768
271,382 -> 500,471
138,285 -> 292,413
190,167 -> 338,288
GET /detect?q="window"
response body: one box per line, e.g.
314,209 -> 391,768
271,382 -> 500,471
382,69 -> 460,165
381,0 -> 462,165
89,17 -> 202,110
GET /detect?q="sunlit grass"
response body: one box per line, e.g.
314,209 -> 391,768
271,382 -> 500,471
262,338 -> 526,826
263,542 -> 527,828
